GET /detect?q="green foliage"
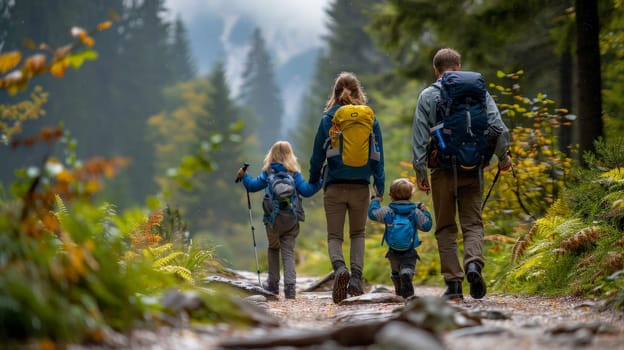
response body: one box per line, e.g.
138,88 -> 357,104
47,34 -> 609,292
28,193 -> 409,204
494,139 -> 624,307
483,70 -> 574,228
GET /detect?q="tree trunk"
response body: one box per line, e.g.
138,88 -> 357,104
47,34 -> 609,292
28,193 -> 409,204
558,50 -> 574,156
575,0 -> 603,165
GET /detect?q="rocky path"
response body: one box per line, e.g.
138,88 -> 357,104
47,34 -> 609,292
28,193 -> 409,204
208,273 -> 624,350
72,272 -> 624,349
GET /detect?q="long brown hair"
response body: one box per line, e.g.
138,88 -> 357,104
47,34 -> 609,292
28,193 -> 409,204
324,71 -> 367,112
262,140 -> 301,173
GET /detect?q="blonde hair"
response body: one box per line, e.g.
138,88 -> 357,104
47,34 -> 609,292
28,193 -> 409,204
263,140 -> 301,173
389,178 -> 414,201
324,71 -> 367,112
433,48 -> 461,73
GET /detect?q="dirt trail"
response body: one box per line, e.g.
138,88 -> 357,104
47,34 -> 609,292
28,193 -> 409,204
69,275 -> 624,349
238,277 -> 624,350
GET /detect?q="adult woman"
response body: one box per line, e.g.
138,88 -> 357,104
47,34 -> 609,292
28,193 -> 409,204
308,72 -> 385,303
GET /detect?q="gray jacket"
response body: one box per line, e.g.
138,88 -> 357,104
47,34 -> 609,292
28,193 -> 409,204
411,82 -> 510,182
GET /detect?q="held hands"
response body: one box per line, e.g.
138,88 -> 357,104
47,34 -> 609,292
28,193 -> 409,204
416,202 -> 428,212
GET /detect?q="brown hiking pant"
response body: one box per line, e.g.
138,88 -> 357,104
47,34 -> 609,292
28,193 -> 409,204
430,168 -> 485,281
324,183 -> 370,273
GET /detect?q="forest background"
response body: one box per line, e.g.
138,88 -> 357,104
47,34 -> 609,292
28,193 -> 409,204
1,0 -> 624,344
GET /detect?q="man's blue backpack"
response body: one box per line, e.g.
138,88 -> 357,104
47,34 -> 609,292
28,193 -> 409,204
430,71 -> 496,172
262,169 -> 303,227
381,211 -> 420,251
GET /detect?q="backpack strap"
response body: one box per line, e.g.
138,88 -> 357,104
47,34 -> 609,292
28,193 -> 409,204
407,210 -> 418,250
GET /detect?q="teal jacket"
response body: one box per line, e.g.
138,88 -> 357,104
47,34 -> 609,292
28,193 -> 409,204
309,104 -> 385,195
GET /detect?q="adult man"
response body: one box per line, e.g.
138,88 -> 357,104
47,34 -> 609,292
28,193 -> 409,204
411,48 -> 512,300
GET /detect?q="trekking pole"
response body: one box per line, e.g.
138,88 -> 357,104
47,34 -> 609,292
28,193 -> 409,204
482,151 -> 512,210
235,163 -> 262,286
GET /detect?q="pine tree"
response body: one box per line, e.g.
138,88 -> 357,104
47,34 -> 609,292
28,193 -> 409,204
295,0 -> 393,163
239,28 -> 283,153
169,14 -> 196,82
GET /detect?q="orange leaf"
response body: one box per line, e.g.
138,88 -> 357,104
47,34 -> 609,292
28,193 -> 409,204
50,61 -> 67,78
96,21 -> 113,31
0,51 -> 22,74
24,54 -> 47,74
81,36 -> 95,48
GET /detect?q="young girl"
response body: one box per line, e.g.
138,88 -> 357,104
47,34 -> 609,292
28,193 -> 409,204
237,140 -> 322,299
368,178 -> 432,298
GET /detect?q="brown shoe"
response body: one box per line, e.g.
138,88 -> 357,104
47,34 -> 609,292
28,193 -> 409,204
332,266 -> 350,303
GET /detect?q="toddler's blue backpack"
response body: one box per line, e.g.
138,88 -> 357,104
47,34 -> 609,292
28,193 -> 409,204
381,211 -> 420,251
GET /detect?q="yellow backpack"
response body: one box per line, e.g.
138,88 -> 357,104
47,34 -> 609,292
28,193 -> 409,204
325,104 -> 380,167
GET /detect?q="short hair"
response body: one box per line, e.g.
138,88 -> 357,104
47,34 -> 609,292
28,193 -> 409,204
433,48 -> 461,73
389,178 -> 414,201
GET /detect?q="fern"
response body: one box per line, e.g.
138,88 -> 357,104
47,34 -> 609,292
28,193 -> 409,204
53,194 -> 68,219
154,251 -> 184,268
158,265 -> 193,282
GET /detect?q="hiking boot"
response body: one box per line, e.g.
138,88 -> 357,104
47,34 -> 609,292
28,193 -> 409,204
284,284 -> 296,299
466,262 -> 487,299
442,280 -> 463,301
390,274 -> 401,296
399,268 -> 414,298
261,280 -> 279,294
332,266 -> 350,304
347,269 -> 364,297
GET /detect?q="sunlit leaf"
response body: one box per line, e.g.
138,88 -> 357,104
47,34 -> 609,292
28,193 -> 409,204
24,54 -> 47,74
96,21 -> 113,31
80,36 -> 95,48
0,51 -> 22,74
496,70 -> 506,78
70,26 -> 87,39
50,60 -> 67,78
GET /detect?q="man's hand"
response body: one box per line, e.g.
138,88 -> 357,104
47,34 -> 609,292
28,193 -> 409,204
499,154 -> 513,172
417,178 -> 430,195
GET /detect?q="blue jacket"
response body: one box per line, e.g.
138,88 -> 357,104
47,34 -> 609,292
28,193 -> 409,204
308,104 -> 385,195
241,162 -> 322,197
368,199 -> 432,233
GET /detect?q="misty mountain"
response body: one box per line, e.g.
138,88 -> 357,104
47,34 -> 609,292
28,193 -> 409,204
184,14 -> 321,137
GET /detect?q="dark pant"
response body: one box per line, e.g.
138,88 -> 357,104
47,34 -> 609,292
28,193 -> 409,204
430,169 -> 484,281
387,248 -> 419,275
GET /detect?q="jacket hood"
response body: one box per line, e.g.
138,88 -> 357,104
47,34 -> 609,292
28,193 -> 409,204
269,162 -> 288,173
389,200 -> 416,214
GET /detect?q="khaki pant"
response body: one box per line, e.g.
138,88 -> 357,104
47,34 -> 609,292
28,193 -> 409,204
430,169 -> 484,281
323,183 -> 370,273
265,213 -> 299,285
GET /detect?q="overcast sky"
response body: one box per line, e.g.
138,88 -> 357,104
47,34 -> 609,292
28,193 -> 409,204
164,0 -> 332,67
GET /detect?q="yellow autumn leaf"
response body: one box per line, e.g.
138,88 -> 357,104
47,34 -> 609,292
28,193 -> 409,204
96,21 -> 112,31
50,60 -> 67,78
0,51 -> 22,74
81,36 -> 95,48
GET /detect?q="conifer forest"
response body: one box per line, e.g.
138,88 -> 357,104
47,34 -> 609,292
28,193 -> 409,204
0,0 -> 623,348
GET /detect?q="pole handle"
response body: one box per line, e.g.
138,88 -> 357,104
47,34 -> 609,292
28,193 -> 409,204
235,163 -> 250,183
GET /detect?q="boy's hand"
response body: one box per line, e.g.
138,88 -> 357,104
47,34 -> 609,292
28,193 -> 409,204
417,203 -> 428,211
